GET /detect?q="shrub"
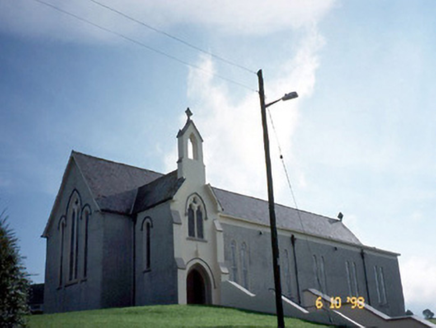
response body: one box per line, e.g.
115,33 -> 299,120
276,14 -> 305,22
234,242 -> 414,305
0,210 -> 30,327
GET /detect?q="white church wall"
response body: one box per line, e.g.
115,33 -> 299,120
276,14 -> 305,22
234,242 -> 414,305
171,182 -> 224,305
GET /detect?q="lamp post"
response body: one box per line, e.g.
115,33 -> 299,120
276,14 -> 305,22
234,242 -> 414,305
257,69 -> 298,328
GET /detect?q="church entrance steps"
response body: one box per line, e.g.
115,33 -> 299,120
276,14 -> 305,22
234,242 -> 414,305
304,289 -> 436,328
220,281 -> 358,327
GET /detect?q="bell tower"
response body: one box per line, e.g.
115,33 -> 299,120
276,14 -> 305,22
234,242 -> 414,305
177,108 -> 206,186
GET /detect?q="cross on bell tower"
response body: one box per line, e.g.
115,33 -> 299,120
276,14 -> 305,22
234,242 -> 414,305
186,108 -> 193,120
176,108 -> 205,185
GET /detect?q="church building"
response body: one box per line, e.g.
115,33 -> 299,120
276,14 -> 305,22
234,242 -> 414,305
42,111 -> 407,324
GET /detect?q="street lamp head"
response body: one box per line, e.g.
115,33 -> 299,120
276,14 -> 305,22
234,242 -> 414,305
282,91 -> 298,101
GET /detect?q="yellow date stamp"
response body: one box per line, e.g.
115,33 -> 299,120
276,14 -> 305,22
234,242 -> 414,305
316,296 -> 365,310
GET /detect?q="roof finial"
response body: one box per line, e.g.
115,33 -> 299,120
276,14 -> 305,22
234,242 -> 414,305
185,107 -> 193,120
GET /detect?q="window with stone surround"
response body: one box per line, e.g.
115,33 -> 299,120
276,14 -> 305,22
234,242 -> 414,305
186,195 -> 205,240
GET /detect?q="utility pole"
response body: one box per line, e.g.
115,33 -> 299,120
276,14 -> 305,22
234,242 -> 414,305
257,69 -> 285,328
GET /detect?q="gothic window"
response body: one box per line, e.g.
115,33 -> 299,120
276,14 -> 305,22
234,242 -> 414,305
82,207 -> 91,278
313,255 -> 319,290
58,217 -> 66,287
240,242 -> 249,289
346,261 -> 359,296
320,256 -> 327,294
283,249 -> 291,296
68,197 -> 80,282
379,267 -> 387,304
188,205 -> 195,237
141,217 -> 153,271
230,240 -> 238,283
313,254 -> 327,294
374,266 -> 381,303
58,190 -> 90,286
196,207 -> 203,239
346,261 -> 352,295
186,195 -> 205,239
374,266 -> 387,305
351,261 -> 359,296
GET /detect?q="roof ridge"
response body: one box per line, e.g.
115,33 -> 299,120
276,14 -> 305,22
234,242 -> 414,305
72,150 -> 165,177
137,170 -> 178,190
210,185 -> 340,223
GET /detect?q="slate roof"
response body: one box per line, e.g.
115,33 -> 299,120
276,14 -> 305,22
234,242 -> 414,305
211,187 -> 362,245
73,151 -> 184,215
132,171 -> 185,214
72,151 -> 361,245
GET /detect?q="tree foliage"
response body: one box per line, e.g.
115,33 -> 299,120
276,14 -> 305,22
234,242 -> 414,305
0,210 -> 30,327
423,309 -> 435,320
405,309 -> 414,316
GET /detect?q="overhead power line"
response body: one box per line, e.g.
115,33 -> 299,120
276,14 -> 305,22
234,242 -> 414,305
31,0 -> 257,92
266,107 -> 333,320
89,0 -> 257,75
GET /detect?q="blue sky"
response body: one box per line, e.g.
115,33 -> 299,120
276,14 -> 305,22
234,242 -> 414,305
1,0 -> 435,315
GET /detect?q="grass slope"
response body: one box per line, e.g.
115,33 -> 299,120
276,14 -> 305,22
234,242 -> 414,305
28,305 -> 332,328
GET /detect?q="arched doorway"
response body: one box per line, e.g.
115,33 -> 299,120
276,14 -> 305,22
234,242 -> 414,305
186,266 -> 210,304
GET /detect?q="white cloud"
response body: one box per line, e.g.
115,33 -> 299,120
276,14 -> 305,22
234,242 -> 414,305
0,0 -> 335,42
181,24 -> 326,203
401,256 -> 436,312
150,0 -> 335,36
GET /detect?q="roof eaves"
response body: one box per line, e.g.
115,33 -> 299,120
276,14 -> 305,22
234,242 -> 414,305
219,213 -> 399,256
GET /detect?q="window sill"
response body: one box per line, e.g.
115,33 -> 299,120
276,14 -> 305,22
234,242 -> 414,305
63,280 -> 79,288
187,237 -> 207,243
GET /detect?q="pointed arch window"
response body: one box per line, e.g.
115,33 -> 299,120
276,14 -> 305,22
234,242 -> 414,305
81,207 -> 91,279
141,217 -> 153,271
379,267 -> 387,304
313,254 -> 327,294
240,242 -> 249,289
188,205 -> 195,237
320,256 -> 327,294
374,266 -> 387,305
58,190 -> 92,287
283,249 -> 291,296
196,206 -> 203,239
312,255 -> 319,288
346,261 -> 359,296
230,240 -> 238,283
58,217 -> 66,287
186,195 -> 205,240
68,196 -> 80,282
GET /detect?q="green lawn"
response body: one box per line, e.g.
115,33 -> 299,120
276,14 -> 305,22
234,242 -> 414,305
27,305 -> 331,328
